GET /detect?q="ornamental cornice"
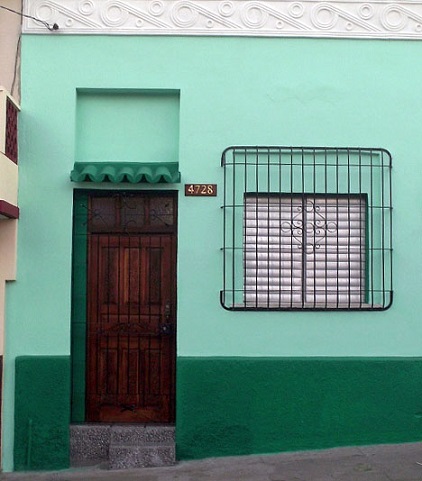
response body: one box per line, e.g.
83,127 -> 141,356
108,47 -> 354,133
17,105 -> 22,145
23,0 -> 422,38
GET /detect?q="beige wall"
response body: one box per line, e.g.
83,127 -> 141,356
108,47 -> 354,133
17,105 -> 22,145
0,89 -> 19,356
0,220 -> 17,354
0,0 -> 21,351
0,86 -> 19,468
0,6 -> 20,464
0,0 -> 22,101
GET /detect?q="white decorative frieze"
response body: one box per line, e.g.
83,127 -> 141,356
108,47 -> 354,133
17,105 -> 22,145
23,0 -> 422,38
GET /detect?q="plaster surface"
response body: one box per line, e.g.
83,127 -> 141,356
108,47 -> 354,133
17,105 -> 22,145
13,356 -> 70,471
177,357 -> 422,459
22,0 -> 422,39
5,33 -> 422,469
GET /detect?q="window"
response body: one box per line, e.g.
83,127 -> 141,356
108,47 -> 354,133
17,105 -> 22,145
244,194 -> 366,308
221,147 -> 392,311
5,97 -> 18,163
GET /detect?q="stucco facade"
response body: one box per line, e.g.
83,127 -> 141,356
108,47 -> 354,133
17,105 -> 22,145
0,4 -> 21,465
0,87 -> 19,468
5,0 -> 422,472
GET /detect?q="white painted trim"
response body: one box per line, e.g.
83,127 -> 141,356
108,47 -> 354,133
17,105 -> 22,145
23,0 -> 422,38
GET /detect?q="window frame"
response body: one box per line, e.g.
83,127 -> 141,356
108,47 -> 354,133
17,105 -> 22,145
220,146 -> 393,312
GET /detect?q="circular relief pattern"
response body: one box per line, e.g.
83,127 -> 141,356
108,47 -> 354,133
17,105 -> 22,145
100,1 -> 129,27
358,3 -> 373,20
149,1 -> 165,16
288,2 -> 304,19
78,0 -> 95,15
346,22 -> 353,30
219,1 -> 234,17
381,5 -> 407,31
311,4 -> 338,30
241,3 -> 268,29
65,18 -> 74,26
136,19 -> 143,27
36,3 -> 55,22
171,2 -> 199,28
416,23 -> 422,32
276,20 -> 284,29
206,19 -> 214,28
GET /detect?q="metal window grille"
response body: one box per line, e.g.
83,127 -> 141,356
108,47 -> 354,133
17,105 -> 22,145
5,97 -> 18,163
221,146 -> 393,311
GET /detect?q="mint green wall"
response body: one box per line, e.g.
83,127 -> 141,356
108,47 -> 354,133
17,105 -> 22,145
4,34 -> 422,469
76,90 -> 180,163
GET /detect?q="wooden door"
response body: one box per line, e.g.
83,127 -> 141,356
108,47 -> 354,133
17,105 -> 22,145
86,194 -> 176,423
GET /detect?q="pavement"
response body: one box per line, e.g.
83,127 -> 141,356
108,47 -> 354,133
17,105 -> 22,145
2,442 -> 422,481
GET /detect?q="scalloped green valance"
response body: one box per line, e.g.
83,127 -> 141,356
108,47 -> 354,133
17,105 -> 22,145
70,162 -> 180,184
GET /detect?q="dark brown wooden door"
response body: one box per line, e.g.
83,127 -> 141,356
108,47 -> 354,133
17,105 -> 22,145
86,194 -> 176,423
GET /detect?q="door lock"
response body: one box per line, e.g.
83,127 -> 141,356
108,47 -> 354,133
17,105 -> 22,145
160,323 -> 174,335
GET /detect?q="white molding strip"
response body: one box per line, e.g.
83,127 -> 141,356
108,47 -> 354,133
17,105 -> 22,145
23,0 -> 422,38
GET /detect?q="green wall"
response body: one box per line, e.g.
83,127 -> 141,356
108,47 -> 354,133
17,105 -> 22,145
14,356 -> 70,470
4,34 -> 422,470
177,357 -> 422,459
71,192 -> 88,423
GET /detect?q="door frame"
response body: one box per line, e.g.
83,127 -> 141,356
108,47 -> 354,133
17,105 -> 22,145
70,189 -> 178,424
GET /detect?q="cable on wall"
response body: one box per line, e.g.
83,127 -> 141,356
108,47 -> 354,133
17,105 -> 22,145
0,4 -> 59,31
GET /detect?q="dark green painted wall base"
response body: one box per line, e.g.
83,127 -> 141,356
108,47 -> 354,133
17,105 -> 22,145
176,357 -> 422,460
13,356 -> 422,468
14,356 -> 70,471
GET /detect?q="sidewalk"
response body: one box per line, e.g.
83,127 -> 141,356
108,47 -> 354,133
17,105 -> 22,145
2,442 -> 422,481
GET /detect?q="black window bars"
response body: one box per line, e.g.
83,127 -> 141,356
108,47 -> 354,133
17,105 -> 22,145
221,147 -> 393,311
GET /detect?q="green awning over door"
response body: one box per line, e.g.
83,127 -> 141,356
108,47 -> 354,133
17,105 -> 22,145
70,162 -> 180,184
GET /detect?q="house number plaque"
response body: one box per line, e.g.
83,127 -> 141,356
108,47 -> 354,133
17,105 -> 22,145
185,184 -> 217,196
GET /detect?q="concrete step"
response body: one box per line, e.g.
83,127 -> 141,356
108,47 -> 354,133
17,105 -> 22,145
110,425 -> 175,445
70,424 -> 111,467
109,445 -> 175,469
70,424 -> 175,469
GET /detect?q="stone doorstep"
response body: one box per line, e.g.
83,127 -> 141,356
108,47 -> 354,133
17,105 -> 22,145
109,445 -> 176,470
70,424 -> 111,466
70,424 -> 175,469
110,424 -> 175,445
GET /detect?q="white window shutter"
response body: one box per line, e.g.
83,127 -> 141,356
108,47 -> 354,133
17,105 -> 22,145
303,197 -> 366,307
244,195 -> 366,308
